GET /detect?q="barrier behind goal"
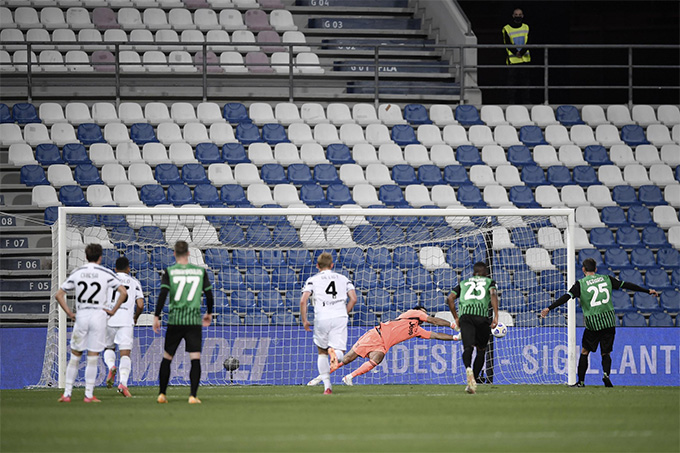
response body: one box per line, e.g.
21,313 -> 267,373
37,206 -> 576,388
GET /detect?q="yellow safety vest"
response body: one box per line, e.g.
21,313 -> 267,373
503,23 -> 531,65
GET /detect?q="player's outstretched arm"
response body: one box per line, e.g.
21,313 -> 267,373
621,281 -> 659,297
429,331 -> 460,341
426,315 -> 458,329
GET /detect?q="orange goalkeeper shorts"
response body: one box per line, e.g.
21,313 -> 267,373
352,328 -> 386,358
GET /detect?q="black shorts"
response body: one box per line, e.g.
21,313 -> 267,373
582,327 -> 615,354
164,325 -> 203,355
459,314 -> 491,349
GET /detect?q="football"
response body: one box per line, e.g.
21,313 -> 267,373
223,356 -> 240,371
491,322 -> 507,338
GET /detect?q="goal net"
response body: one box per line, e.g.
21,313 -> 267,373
37,206 -> 576,388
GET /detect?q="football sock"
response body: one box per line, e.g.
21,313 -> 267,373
64,354 -> 80,397
84,356 -> 98,399
119,356 -> 131,387
103,349 -> 116,370
159,358 -> 171,395
190,359 -> 201,397
462,347 -> 473,369
472,349 -> 485,379
601,353 -> 612,376
317,355 -> 331,390
351,360 -> 378,378
577,354 -> 589,383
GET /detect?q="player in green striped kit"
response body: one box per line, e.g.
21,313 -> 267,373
153,241 -> 214,404
447,262 -> 499,394
541,258 -> 659,387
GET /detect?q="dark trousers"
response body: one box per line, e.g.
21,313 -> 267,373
507,63 -> 532,105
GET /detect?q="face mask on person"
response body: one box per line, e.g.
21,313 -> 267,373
513,16 -> 523,25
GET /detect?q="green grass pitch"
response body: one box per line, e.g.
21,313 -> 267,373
1,385 -> 678,452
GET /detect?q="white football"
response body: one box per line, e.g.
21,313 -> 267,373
491,322 -> 507,338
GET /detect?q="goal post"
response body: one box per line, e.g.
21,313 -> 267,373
39,205 -> 576,389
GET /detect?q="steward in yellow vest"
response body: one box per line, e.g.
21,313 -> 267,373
503,9 -> 530,65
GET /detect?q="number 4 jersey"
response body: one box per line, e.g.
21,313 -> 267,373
303,269 -> 355,321
61,263 -> 122,312
161,263 -> 212,325
569,274 -> 622,331
452,276 -> 496,317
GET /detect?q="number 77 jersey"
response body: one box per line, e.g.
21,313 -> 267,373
161,263 -> 213,325
453,276 -> 496,317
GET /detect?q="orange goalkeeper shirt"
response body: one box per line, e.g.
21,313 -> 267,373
378,309 -> 432,350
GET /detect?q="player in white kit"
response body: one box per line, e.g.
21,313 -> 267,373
103,256 -> 144,397
300,252 -> 357,394
55,244 -> 127,403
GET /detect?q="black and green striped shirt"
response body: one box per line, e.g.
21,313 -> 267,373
452,276 -> 496,317
160,264 -> 212,325
568,274 -> 623,331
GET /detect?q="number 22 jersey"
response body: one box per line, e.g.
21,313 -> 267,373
61,263 -> 122,312
302,270 -> 355,321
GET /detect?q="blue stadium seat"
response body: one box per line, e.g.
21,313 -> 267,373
245,223 -> 274,247
326,143 -> 354,164
366,288 -> 393,312
552,249 -> 567,272
455,146 -> 483,167
638,185 -> 666,206
500,288 -> 524,310
648,312 -> 674,327
578,248 -> 604,267
630,247 -> 657,270
12,103 -> 40,124
217,267 -> 245,291
74,164 -> 103,186
272,224 -> 302,247
601,206 -> 629,227
443,164 -> 472,186
619,268 -> 644,286
220,184 -> 248,205
676,165 -> 680,182
35,143 -> 63,165
546,165 -> 573,187
288,163 -> 314,185
233,249 -> 259,269
419,207 -> 446,227
196,143 -> 223,164
205,248 -> 231,269
420,289 -> 447,312
235,123 -> 263,144
573,165 -> 600,186
407,267 -> 435,291
605,248 -> 632,269
232,290 -> 258,314
391,124 -> 419,146
521,165 -> 549,186
433,268 -> 458,289
528,290 -> 551,312
111,226 -> 136,247
63,143 -> 91,165
0,104 -> 12,123
260,163 -> 287,185
379,224 -> 405,245
621,312 -> 647,326
515,312 -> 541,327
403,104 -> 432,124
519,125 -> 548,146
139,184 -> 167,206
657,248 -> 680,269
262,123 -> 290,145
544,312 -> 567,326
494,270 -> 513,292
155,163 -> 181,185
611,290 -> 635,313
673,270 -> 680,288
215,309 -> 241,326
300,183 -> 326,206
326,183 -> 353,206
507,145 -> 536,167
272,312 -> 297,326
583,145 -> 612,166
314,163 -> 340,185
100,248 -> 120,269
137,225 -> 165,245
555,105 -> 585,126
406,224 -> 432,242
223,102 -> 251,124
59,185 -> 88,206
634,293 -> 661,312
129,123 -> 158,145
539,269 -> 565,293
137,268 -> 161,295
150,246 -> 175,270
271,266 -> 298,291
660,290 -> 680,313
513,269 -> 538,291
260,204 -> 287,226
167,183 -> 193,205
447,245 -> 472,268
391,164 -> 418,186
510,226 -> 538,248
339,247 -> 365,270
382,268 -> 406,290
454,105 -> 484,125
354,265 -> 379,290
194,183 -> 220,206
182,163 -> 209,185
259,290 -> 285,313
612,185 -> 640,206
77,123 -> 106,145
353,224 -> 380,246
457,185 -> 487,207
393,245 -> 419,269
509,186 -> 541,208
222,143 -> 250,164
628,205 -> 655,227
644,268 -> 672,290
620,124 -> 650,146
418,165 -> 444,186
100,213 -> 128,228
496,248 -> 526,271
590,227 -> 617,248
615,226 -> 642,248
379,185 -> 409,206
641,226 -> 669,248
125,244 -> 150,271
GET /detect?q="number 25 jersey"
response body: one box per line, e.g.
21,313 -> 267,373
452,276 -> 496,317
302,269 -> 355,321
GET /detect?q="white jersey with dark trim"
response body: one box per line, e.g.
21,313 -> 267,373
107,272 -> 143,327
302,270 -> 355,321
61,263 -> 122,312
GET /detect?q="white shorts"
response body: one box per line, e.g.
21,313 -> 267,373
70,310 -> 108,353
106,325 -> 134,350
313,317 -> 348,351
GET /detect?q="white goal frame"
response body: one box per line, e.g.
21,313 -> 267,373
53,206 -> 577,387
